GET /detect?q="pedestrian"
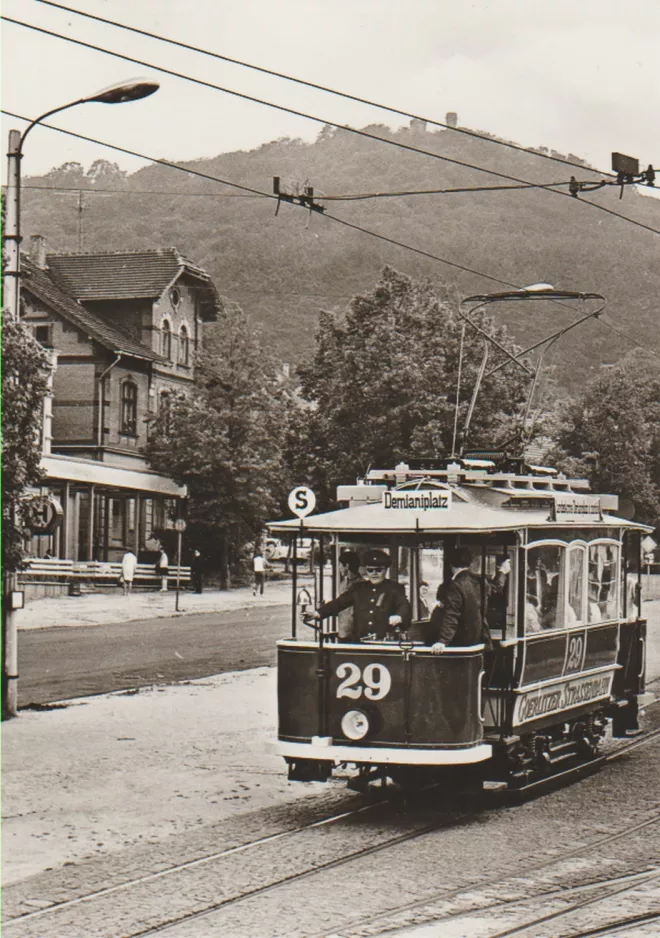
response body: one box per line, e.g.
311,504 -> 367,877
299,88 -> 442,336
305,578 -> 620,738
190,549 -> 203,593
253,550 -> 267,596
157,547 -> 169,592
121,549 -> 138,596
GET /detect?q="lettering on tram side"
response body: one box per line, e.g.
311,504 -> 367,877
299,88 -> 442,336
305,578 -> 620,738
553,494 -> 602,522
513,672 -> 614,725
383,490 -> 451,511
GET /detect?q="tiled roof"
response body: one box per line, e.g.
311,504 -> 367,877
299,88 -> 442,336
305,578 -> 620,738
22,258 -> 164,362
47,248 -> 216,303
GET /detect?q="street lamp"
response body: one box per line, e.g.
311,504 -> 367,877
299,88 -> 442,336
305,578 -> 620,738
3,78 -> 159,319
1,79 -> 158,720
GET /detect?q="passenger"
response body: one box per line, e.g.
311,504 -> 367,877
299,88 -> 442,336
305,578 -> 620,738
306,548 -> 411,642
428,548 -> 511,654
525,598 -> 542,632
337,550 -> 363,641
418,581 -> 431,619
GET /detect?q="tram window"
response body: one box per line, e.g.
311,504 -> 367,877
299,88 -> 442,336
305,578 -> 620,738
588,543 -> 619,622
567,546 -> 585,625
418,547 -> 444,620
526,545 -> 564,631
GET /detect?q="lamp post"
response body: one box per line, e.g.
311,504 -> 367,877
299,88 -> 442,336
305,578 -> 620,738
2,79 -> 158,720
3,78 -> 159,320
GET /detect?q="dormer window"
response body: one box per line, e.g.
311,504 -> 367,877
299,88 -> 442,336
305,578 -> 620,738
178,325 -> 190,366
161,319 -> 172,360
120,380 -> 138,435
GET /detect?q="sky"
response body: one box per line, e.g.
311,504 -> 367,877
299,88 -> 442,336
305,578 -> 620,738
2,0 -> 660,183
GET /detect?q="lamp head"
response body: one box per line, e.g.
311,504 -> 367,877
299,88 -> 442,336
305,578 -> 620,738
86,78 -> 160,105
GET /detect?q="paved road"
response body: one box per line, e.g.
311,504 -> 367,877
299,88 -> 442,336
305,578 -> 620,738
18,605 -> 293,707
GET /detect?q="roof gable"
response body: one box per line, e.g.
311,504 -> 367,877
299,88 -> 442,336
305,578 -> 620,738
22,258 -> 164,362
46,248 -> 219,318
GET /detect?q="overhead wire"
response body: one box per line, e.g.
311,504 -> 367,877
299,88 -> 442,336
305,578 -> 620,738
32,0 -> 615,178
5,16 -> 658,236
19,179 -> 584,200
4,107 -> 659,362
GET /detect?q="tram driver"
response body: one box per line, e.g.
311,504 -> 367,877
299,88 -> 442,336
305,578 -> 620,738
428,547 -> 510,654
306,549 -> 411,642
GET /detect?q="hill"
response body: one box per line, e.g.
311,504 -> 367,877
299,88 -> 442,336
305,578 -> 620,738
18,121 -> 660,386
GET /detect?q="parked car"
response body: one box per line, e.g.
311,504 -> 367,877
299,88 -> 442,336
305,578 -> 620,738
264,537 -> 312,563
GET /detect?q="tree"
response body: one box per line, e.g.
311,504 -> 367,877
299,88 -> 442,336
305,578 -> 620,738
292,267 -> 531,506
147,301 -> 291,586
552,351 -> 660,526
2,319 -> 51,571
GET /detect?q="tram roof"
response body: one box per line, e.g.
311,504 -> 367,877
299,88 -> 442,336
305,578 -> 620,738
268,497 -> 651,536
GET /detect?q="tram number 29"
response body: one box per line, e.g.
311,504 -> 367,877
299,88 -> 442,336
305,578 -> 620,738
566,635 -> 584,671
336,662 -> 392,701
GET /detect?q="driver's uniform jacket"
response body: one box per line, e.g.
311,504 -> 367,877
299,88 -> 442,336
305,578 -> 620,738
317,579 -> 411,641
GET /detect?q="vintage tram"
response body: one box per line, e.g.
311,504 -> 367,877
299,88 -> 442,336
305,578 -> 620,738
270,458 -> 651,790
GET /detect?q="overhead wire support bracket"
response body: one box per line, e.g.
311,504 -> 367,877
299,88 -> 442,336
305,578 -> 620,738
273,176 -> 326,217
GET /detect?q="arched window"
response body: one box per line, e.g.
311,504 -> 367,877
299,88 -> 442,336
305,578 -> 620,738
161,320 -> 172,360
178,325 -> 190,365
121,380 -> 138,435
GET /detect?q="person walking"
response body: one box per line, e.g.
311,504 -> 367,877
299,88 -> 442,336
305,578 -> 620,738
253,550 -> 267,596
157,548 -> 169,592
190,549 -> 203,593
121,549 -> 138,595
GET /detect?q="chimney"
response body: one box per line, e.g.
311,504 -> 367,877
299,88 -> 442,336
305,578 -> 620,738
446,112 -> 458,129
29,234 -> 47,269
410,118 -> 427,133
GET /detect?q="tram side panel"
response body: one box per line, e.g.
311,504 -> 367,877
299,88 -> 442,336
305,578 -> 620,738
278,642 -> 485,749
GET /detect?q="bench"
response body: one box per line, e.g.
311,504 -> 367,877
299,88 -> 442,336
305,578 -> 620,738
18,558 -> 191,600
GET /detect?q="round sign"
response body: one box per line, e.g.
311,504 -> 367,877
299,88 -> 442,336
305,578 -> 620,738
288,486 -> 316,518
174,519 -> 187,532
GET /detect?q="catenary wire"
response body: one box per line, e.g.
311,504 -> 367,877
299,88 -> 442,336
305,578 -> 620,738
5,16 -> 659,236
2,16 -> 585,190
19,180 -> 580,199
3,108 -> 659,362
32,0 -> 616,178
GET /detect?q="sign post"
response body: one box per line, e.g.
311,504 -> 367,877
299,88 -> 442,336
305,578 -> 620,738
287,487 -> 316,638
174,519 -> 187,612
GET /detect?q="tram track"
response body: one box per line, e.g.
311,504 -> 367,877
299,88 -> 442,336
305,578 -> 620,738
4,725 -> 659,938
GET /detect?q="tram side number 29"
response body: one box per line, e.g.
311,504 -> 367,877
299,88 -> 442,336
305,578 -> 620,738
336,662 -> 392,700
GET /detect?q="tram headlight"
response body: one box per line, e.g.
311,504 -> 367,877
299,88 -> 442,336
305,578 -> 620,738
341,709 -> 370,740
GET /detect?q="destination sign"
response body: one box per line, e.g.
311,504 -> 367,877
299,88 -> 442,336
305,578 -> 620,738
383,490 -> 451,511
513,670 -> 614,725
553,493 -> 602,522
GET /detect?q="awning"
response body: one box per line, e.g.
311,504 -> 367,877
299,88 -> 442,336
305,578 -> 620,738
41,455 -> 186,497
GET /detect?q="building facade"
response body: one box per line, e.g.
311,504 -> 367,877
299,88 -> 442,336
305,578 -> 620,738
20,241 -> 219,562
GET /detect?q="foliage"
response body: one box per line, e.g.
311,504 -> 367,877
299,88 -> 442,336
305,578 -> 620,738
146,301 -> 292,582
291,266 -> 532,506
551,350 -> 660,526
18,126 -> 660,386
2,318 -> 51,571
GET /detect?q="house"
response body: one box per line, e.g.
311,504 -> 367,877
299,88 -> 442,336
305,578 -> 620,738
20,238 -> 219,563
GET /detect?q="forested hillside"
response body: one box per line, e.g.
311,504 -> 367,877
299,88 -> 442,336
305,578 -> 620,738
19,122 -> 660,384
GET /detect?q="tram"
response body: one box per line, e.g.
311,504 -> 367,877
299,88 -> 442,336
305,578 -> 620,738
270,287 -> 652,790
271,458 -> 650,788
